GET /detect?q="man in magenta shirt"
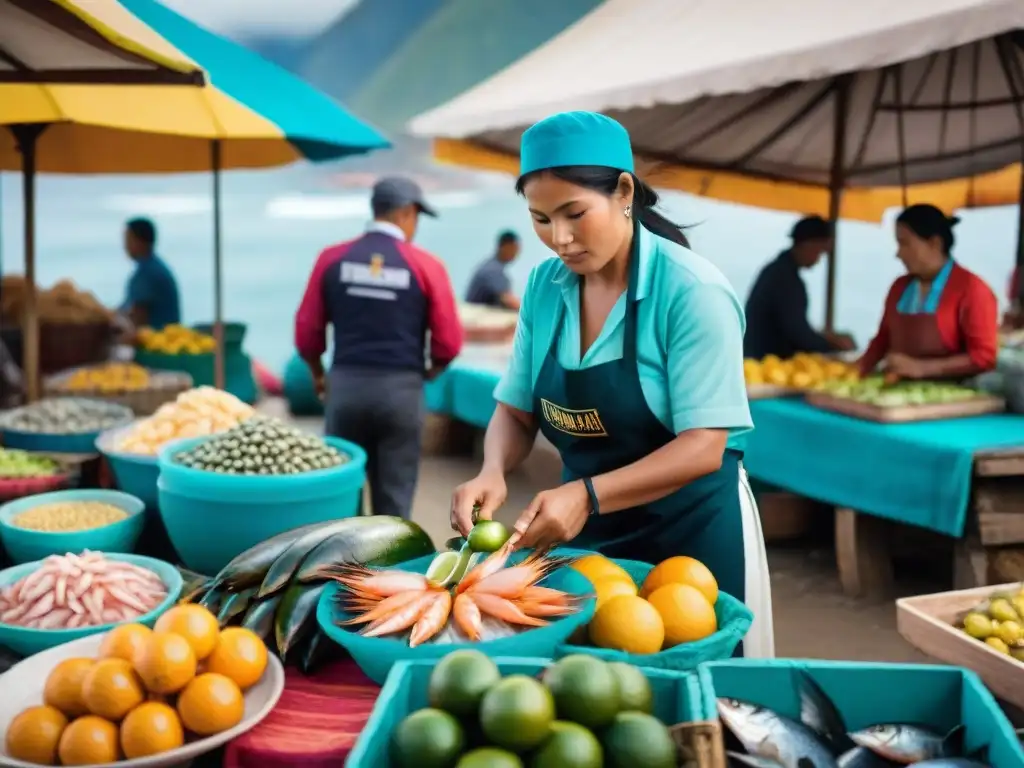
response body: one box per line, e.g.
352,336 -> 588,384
294,177 -> 464,519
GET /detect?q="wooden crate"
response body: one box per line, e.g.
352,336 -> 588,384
806,392 -> 1005,423
897,583 -> 1024,708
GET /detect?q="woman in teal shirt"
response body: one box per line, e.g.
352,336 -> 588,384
450,112 -> 773,657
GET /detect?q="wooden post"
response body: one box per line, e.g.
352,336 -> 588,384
211,140 -> 225,391
824,76 -> 850,333
835,507 -> 894,598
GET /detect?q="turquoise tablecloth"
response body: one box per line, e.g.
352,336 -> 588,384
746,399 -> 1024,536
448,363 -> 502,427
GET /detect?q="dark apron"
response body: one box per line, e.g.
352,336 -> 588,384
889,306 -> 950,360
531,247 -> 747,610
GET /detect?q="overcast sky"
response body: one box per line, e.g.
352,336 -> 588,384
163,0 -> 359,36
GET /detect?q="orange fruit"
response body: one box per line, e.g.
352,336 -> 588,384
647,583 -> 718,647
571,555 -> 633,587
640,556 -> 718,604
207,627 -> 269,690
587,595 -> 664,654
98,624 -> 152,663
154,604 -> 220,661
177,673 -> 245,736
5,705 -> 67,765
58,715 -> 120,766
120,701 -> 185,759
133,632 -> 197,695
81,658 -> 146,721
592,576 -> 639,610
43,658 -> 93,718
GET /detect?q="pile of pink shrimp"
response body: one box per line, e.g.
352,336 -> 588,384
323,541 -> 585,647
0,551 -> 167,630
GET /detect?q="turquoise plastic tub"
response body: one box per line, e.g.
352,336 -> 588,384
0,489 -> 145,564
0,401 -> 133,455
348,656 -> 703,767
553,551 -> 752,670
96,423 -> 159,508
317,551 -> 597,684
0,553 -> 182,656
701,659 -> 1024,768
157,434 -> 367,574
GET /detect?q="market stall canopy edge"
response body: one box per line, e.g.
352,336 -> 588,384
410,0 -> 1024,220
0,0 -> 390,173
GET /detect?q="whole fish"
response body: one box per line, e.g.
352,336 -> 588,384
798,671 -> 854,754
850,725 -> 964,764
718,698 -> 838,768
839,747 -> 902,768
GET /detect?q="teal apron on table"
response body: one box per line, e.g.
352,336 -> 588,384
531,247 -> 747,613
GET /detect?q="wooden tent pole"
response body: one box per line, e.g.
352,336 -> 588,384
211,139 -> 225,391
824,77 -> 850,333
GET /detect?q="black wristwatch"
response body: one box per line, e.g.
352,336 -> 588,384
582,477 -> 601,516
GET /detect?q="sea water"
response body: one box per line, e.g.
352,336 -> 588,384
1,165 -> 1018,374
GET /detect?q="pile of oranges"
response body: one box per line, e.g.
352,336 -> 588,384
5,604 -> 268,765
571,555 -> 720,655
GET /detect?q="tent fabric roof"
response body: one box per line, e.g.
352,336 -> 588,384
410,0 -> 1024,189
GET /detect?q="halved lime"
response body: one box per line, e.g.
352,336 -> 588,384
426,548 -> 478,587
467,520 -> 511,553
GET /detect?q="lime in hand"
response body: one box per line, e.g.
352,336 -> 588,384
467,520 -> 511,553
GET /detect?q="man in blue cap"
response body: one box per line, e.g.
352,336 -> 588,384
465,230 -> 521,310
295,176 -> 463,519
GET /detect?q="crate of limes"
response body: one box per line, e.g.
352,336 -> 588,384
348,651 -> 717,768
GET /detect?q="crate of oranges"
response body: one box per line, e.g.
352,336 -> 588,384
1,603 -> 283,766
743,352 -> 859,400
554,552 -> 752,670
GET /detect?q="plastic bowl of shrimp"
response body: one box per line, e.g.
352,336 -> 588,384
315,543 -> 596,684
0,552 -> 182,656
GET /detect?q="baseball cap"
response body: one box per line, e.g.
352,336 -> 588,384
370,176 -> 437,218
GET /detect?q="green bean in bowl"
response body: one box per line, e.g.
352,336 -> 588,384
0,449 -> 61,478
173,415 -> 348,475
0,398 -> 132,434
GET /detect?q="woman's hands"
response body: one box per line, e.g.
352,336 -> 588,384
451,468 -> 508,536
885,352 -> 926,379
512,480 -> 591,550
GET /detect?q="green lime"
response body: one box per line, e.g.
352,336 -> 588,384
480,675 -> 555,752
602,711 -> 677,768
468,520 -> 511,553
542,655 -> 620,728
427,549 -> 477,588
530,721 -> 603,768
456,748 -> 524,768
429,650 -> 502,718
608,662 -> 653,714
390,708 -> 465,768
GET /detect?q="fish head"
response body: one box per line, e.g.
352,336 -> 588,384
717,698 -> 780,751
850,725 -> 906,761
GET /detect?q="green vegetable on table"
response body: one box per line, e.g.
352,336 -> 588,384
815,376 -> 988,407
0,448 -> 61,478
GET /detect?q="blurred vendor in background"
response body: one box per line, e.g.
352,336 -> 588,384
743,216 -> 856,359
465,230 -> 522,311
858,204 -> 998,379
119,218 -> 181,332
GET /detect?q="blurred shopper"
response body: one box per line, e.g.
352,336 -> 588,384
744,216 -> 855,359
294,176 -> 463,519
466,230 -> 522,310
859,204 -> 998,380
120,218 -> 181,331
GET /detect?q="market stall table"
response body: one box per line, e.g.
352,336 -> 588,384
745,399 -> 1024,596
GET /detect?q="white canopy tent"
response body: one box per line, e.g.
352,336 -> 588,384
410,0 -> 1024,324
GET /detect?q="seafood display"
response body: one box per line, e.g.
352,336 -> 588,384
957,585 -> 1024,660
718,669 -> 991,768
0,449 -> 62,479
136,324 -> 217,355
0,552 -> 167,630
4,604 -> 270,764
390,650 -> 676,768
114,387 -> 255,455
328,540 -> 583,647
10,501 -> 129,533
182,517 -> 435,668
0,398 -> 132,435
173,415 -> 346,475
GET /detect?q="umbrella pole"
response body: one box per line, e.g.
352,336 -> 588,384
824,77 -> 850,333
11,124 -> 48,402
1016,163 -> 1024,305
211,139 -> 225,391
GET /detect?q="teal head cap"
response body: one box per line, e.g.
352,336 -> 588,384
520,111 -> 634,176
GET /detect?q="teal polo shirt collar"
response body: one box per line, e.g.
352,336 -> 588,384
550,223 -> 654,302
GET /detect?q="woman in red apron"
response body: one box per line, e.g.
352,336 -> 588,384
858,204 -> 998,380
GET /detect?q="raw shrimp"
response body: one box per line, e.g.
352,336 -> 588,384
409,591 -> 452,647
453,592 -> 483,641
321,565 -> 429,598
471,593 -> 549,627
336,590 -> 427,627
467,552 -> 569,599
361,591 -> 439,638
454,539 -> 516,595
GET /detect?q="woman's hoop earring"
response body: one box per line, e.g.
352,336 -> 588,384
624,205 -> 632,218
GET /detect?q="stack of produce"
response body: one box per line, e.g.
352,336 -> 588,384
814,376 -> 988,407
391,650 -> 677,768
0,552 -> 167,630
136,324 -> 216,356
744,353 -> 858,389
570,554 -> 719,654
4,603 -> 269,764
182,517 -> 435,670
0,398 -> 131,436
0,276 -> 112,325
0,449 -> 69,501
172,415 -> 346,475
54,363 -> 151,394
114,387 -> 255,455
957,586 -> 1024,660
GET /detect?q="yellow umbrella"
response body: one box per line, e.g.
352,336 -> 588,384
2,0 -> 388,400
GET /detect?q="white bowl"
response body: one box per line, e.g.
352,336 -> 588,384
0,633 -> 284,768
